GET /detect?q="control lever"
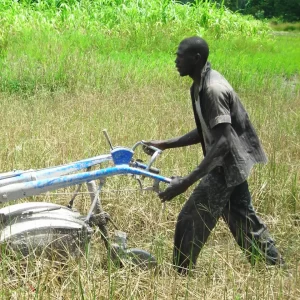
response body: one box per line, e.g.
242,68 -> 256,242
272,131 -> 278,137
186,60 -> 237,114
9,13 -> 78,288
103,129 -> 114,150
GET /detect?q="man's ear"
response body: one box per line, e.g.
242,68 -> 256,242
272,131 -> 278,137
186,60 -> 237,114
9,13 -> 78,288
195,53 -> 201,63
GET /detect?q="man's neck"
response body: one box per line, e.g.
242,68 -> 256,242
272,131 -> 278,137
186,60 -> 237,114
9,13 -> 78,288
191,62 -> 207,85
190,64 -> 206,85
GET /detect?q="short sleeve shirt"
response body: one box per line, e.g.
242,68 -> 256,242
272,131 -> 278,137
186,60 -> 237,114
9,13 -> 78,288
191,63 -> 268,187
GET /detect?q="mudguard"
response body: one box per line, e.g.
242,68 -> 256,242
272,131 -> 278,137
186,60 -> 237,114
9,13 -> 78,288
0,202 -> 93,258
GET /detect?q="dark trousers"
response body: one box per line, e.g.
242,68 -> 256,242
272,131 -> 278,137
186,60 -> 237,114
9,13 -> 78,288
173,168 -> 282,273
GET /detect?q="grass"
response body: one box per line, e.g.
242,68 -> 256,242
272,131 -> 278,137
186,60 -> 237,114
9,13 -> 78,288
270,21 -> 300,32
0,0 -> 300,299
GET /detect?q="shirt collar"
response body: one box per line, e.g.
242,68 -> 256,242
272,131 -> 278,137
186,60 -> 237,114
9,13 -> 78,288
199,62 -> 210,90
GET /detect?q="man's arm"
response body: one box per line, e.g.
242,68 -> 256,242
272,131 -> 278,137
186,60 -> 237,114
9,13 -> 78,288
144,128 -> 201,150
184,123 -> 231,185
159,123 -> 232,202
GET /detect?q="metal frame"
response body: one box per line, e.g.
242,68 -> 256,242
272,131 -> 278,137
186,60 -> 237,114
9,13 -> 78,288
0,143 -> 171,203
0,135 -> 171,266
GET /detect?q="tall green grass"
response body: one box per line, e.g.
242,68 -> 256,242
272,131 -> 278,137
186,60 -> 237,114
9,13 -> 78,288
0,1 -> 297,95
0,0 -> 269,38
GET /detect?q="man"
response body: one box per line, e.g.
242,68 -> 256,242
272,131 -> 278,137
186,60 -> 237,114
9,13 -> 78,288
144,36 -> 283,274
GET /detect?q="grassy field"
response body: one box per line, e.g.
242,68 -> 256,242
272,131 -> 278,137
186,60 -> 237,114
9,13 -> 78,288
0,1 -> 299,299
270,21 -> 300,32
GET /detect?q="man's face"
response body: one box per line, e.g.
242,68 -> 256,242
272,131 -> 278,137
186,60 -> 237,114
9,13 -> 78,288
175,43 -> 196,77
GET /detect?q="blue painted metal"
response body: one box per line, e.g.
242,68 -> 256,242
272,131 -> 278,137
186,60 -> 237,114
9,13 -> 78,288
0,170 -> 24,180
0,154 -> 112,188
0,140 -> 171,204
0,165 -> 171,202
111,147 -> 134,165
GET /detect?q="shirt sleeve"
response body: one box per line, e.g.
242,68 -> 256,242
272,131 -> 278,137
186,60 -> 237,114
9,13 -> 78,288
205,84 -> 231,129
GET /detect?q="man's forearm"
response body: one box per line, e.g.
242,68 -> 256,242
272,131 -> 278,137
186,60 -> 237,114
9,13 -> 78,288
184,134 -> 230,186
164,129 -> 201,149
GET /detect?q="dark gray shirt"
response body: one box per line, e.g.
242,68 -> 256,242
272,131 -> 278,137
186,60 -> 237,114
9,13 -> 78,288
191,63 -> 268,187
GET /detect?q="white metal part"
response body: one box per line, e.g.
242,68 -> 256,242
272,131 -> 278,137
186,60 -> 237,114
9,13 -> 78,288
0,202 -> 93,257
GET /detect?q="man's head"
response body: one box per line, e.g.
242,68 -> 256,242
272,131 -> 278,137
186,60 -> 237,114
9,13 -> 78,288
175,36 -> 209,79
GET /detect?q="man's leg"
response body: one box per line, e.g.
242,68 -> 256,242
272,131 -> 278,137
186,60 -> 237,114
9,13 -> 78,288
222,181 -> 283,265
173,168 -> 234,273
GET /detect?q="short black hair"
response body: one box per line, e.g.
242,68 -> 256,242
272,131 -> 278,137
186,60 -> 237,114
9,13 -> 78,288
179,36 -> 209,63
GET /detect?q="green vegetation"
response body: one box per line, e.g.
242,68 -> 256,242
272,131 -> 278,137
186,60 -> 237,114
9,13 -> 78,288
270,21 -> 300,32
0,1 -> 299,299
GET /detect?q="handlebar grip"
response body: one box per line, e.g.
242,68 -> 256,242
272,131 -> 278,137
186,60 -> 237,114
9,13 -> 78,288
148,166 -> 160,175
143,147 -> 155,156
141,143 -> 161,156
133,161 -> 160,174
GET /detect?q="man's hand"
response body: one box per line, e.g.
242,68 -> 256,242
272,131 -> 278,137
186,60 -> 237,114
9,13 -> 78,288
142,140 -> 167,155
159,176 -> 190,202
